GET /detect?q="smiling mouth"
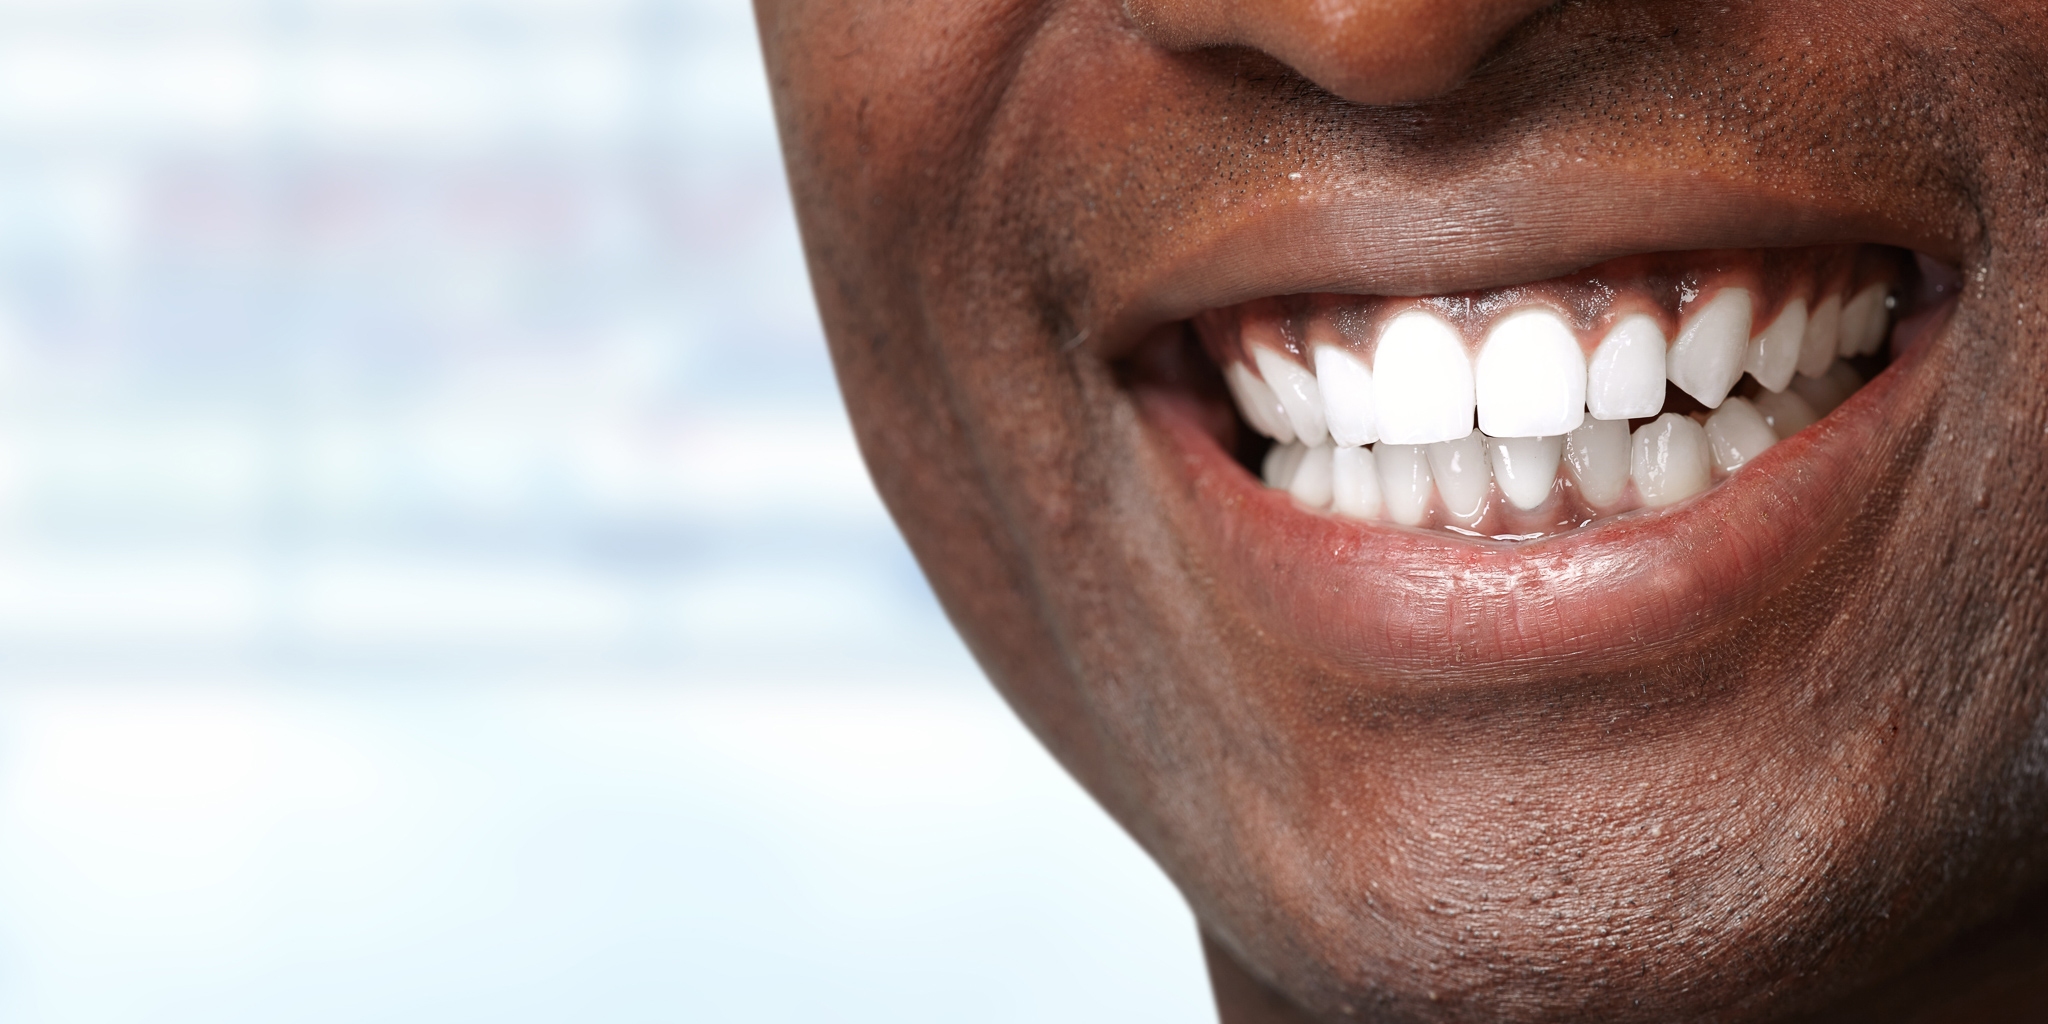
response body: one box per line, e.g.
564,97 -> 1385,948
1134,243 -> 1957,541
1105,229 -> 1965,672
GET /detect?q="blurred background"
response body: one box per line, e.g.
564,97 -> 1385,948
0,0 -> 1209,1020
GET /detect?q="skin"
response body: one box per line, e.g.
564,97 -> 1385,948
753,0 -> 2048,1020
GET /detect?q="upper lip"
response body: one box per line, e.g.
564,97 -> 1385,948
1091,164 -> 1973,361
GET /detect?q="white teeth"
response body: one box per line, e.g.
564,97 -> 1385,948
1796,293 -> 1841,379
1750,388 -> 1818,439
1288,442 -> 1336,509
1488,434 -> 1563,511
1630,413 -> 1712,507
1374,443 -> 1435,526
1704,397 -> 1777,473
1666,287 -> 1753,409
1837,283 -> 1890,357
1262,439 -> 1307,488
1475,308 -> 1586,438
1744,297 -> 1805,393
1330,445 -> 1383,519
1233,265 -> 1888,534
1314,344 -> 1379,447
1372,310 -> 1476,445
1252,345 -> 1328,447
1425,430 -> 1491,527
1564,417 -> 1631,509
1228,361 -> 1295,443
1586,314 -> 1668,420
1790,359 -> 1863,416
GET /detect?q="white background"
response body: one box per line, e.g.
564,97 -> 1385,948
0,1 -> 1212,1019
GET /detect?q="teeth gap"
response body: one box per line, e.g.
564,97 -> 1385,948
1160,244 -> 1938,541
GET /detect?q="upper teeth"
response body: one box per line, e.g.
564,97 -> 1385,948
1838,283 -> 1891,357
1665,287 -> 1753,409
1314,344 -> 1378,446
1745,296 -> 1806,393
1475,309 -> 1586,439
1585,313 -> 1667,421
1251,334 -> 1328,446
1368,310 -> 1474,445
1223,272 -> 1893,450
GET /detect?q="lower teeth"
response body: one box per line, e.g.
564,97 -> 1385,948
1258,359 -> 1865,539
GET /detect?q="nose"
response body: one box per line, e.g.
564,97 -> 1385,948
1123,0 -> 1558,105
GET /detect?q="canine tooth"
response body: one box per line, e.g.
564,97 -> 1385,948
1426,430 -> 1491,527
1586,315 -> 1668,420
1789,360 -> 1863,416
1252,345 -> 1328,447
1288,442 -> 1336,508
1330,445 -> 1383,520
1476,309 -> 1586,438
1373,310 -> 1476,445
1796,293 -> 1841,378
1630,413 -> 1712,507
1262,440 -> 1307,488
1374,443 -> 1435,526
1667,287 -> 1753,409
1564,417 -> 1631,509
1750,389 -> 1818,439
1488,434 -> 1562,511
1704,397 -> 1777,473
1228,362 -> 1295,442
1314,345 -> 1379,446
1837,283 -> 1890,357
1744,297 -> 1805,393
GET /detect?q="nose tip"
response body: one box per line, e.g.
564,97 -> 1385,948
1124,0 -> 1557,105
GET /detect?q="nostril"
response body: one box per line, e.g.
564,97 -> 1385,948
1122,0 -> 1558,106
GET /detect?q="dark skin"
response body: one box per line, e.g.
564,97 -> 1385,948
754,0 -> 2048,1020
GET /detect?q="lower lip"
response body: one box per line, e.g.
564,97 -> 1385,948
1134,313 -> 1942,687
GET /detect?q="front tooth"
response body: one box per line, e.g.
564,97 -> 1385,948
1704,397 -> 1777,473
1314,345 -> 1378,446
1837,283 -> 1890,357
1796,293 -> 1841,378
1252,345 -> 1328,447
1374,443 -> 1435,526
1487,434 -> 1562,511
1288,442 -> 1336,508
1789,359 -> 1863,416
1666,287 -> 1753,409
1262,440 -> 1307,488
1330,445 -> 1383,519
1630,413 -> 1712,507
1744,297 -> 1805,393
1372,310 -> 1475,445
1586,314 -> 1668,420
1750,389 -> 1818,439
1476,309 -> 1586,438
1564,417 -> 1631,510
1426,430 -> 1491,528
1228,362 -> 1295,442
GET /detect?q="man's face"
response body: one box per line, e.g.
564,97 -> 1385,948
755,1 -> 2048,1019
